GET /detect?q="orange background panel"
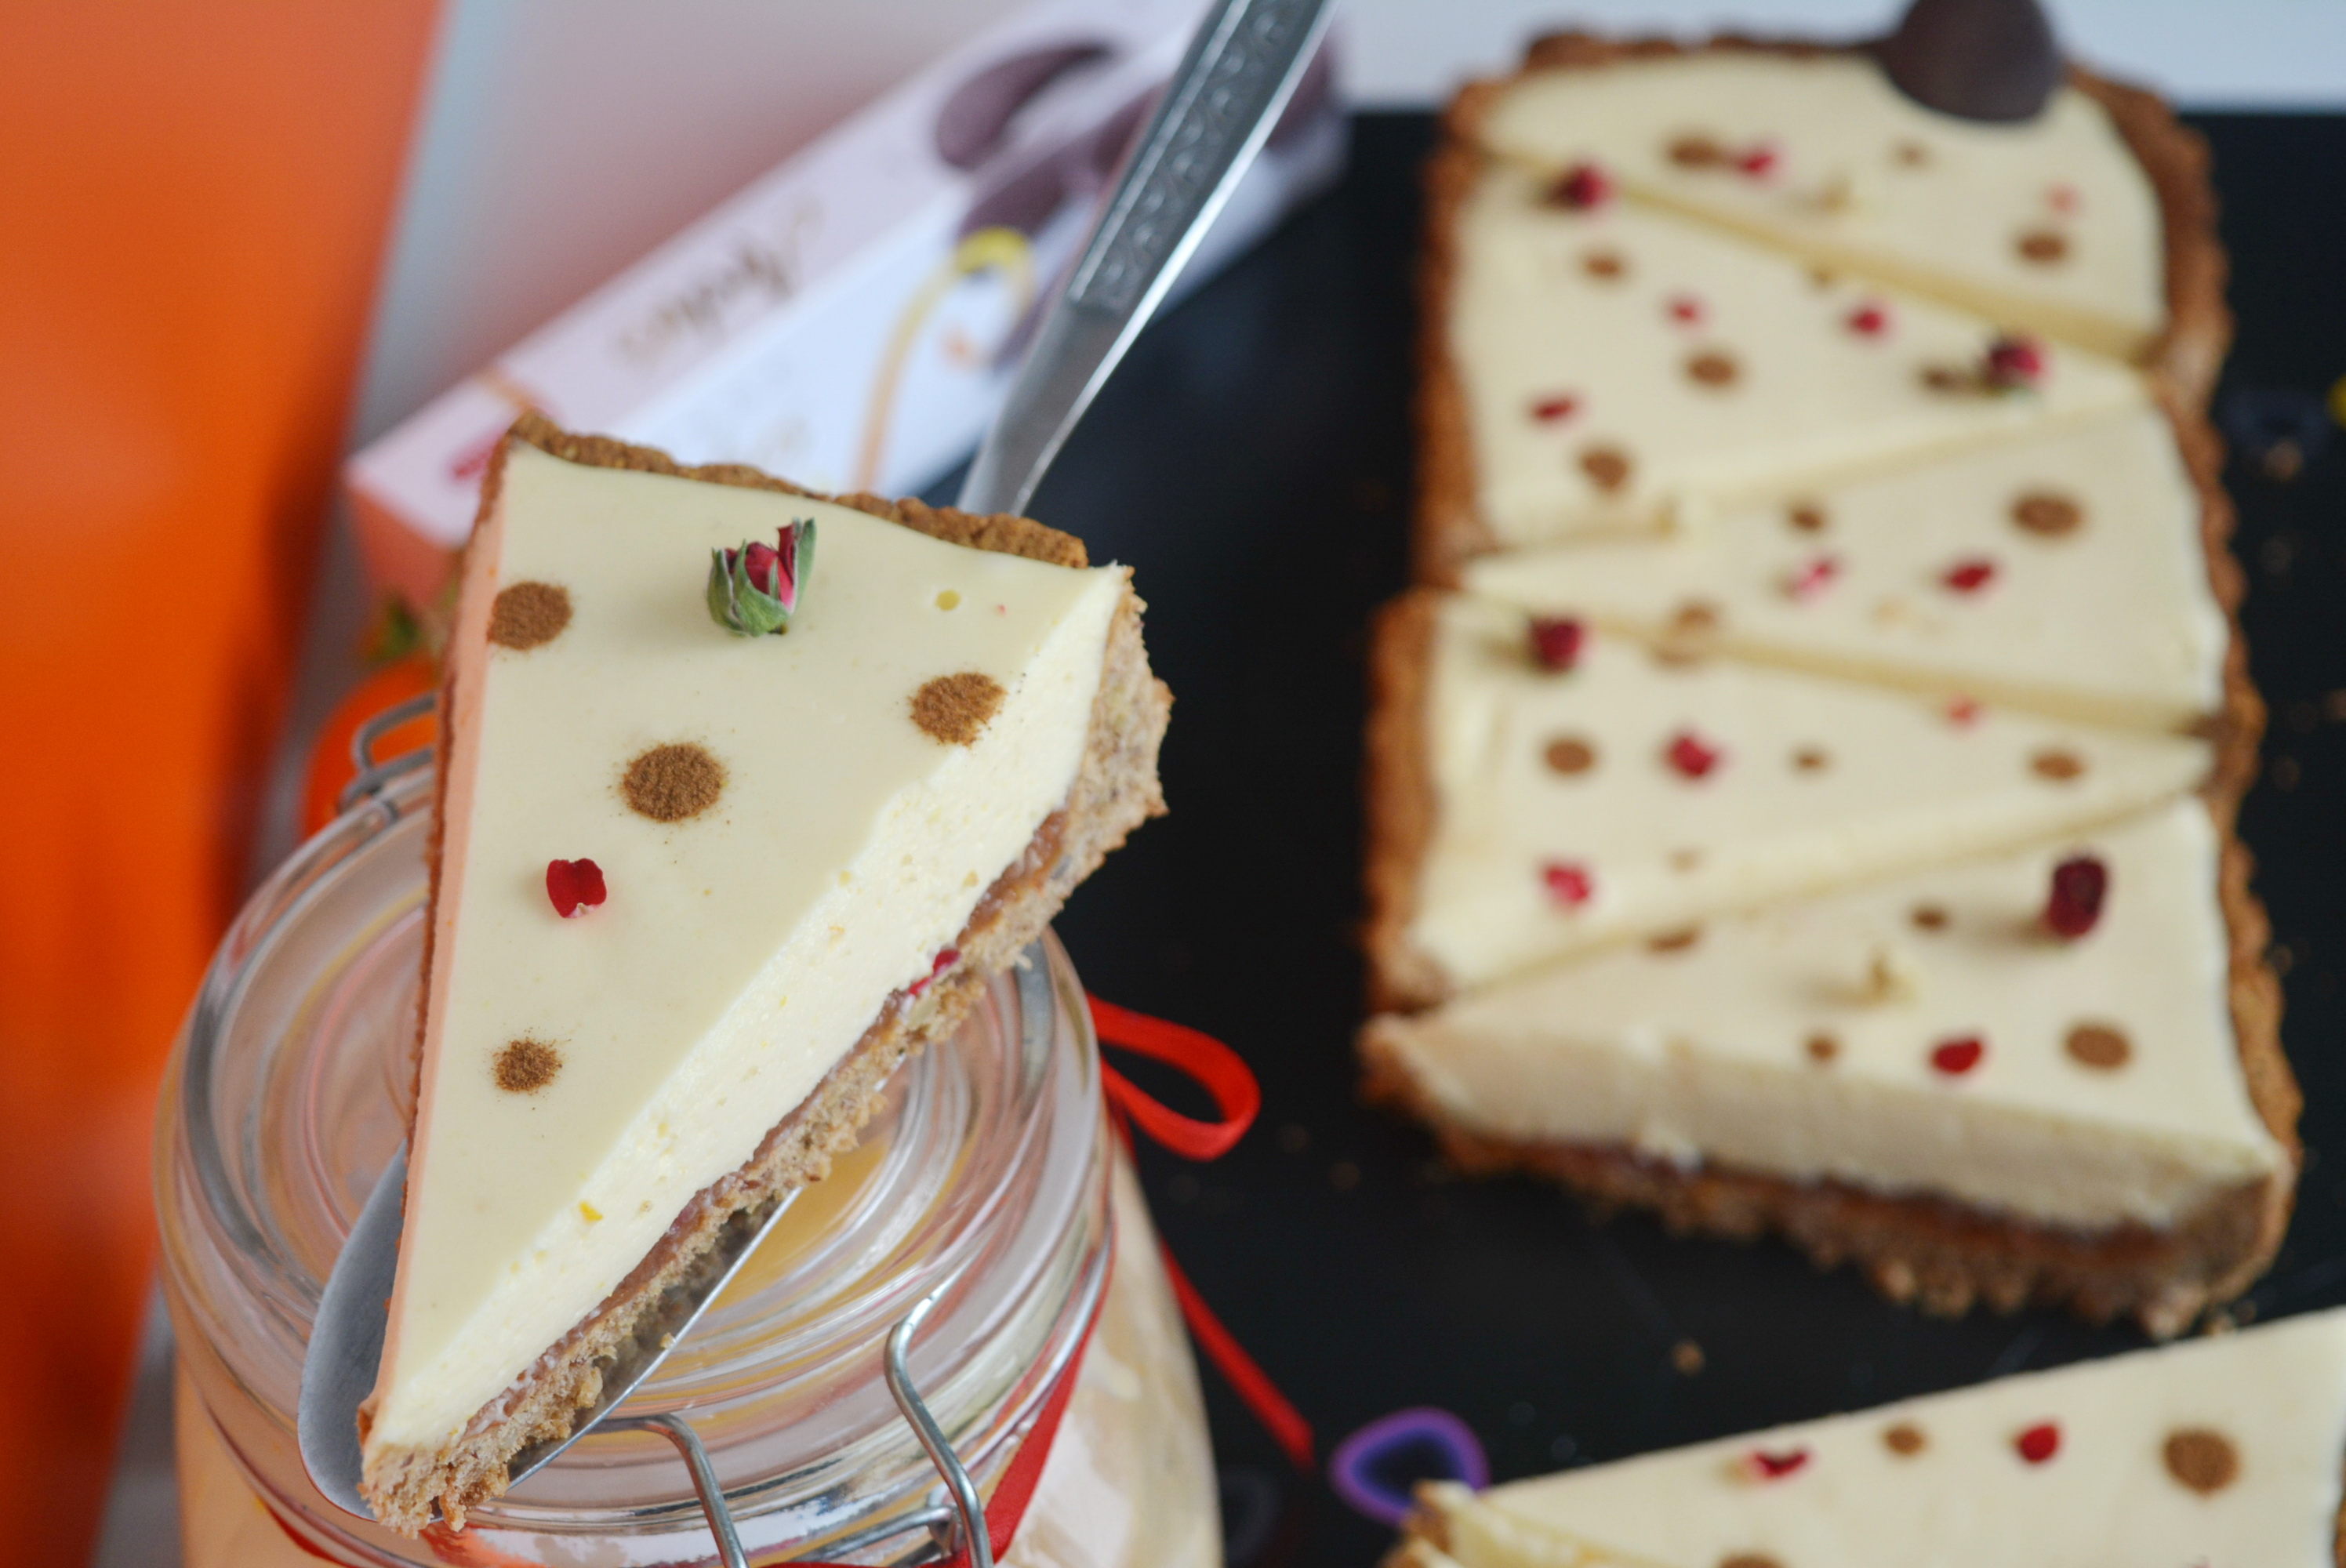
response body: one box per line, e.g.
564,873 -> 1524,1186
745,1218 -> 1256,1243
0,4 -> 439,1562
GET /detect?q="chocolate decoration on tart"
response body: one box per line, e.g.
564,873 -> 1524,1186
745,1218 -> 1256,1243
1875,0 -> 2061,124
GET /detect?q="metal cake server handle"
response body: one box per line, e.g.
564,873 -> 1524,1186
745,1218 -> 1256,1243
957,0 -> 1334,516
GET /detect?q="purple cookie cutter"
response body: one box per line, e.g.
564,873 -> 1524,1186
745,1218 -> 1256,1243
1327,1407 -> 1490,1527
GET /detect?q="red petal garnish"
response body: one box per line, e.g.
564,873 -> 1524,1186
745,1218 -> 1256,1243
2046,183 -> 2079,214
1785,554 -> 1841,601
1735,143 -> 1780,178
1667,293 -> 1705,325
1945,695 -> 1982,727
2044,855 -> 2108,938
545,858 -> 608,919
906,946 -> 961,999
1745,1446 -> 1810,1480
1931,1036 -> 1986,1076
1985,333 -> 2046,388
1665,730 -> 1725,780
1541,861 -> 1595,908
1527,615 -> 1586,672
1942,557 -> 1998,593
1531,394 -> 1581,423
1846,303 -> 1890,336
1546,162 -> 1614,210
2015,1422 -> 2061,1464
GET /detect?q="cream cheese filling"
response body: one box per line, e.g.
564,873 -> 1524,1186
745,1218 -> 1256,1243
1414,1308 -> 2346,1568
1381,799 -> 2282,1232
370,447 -> 1122,1449
1462,407 -> 2228,733
1410,593 -> 2212,990
1475,52 -> 2168,361
1451,164 -> 2146,553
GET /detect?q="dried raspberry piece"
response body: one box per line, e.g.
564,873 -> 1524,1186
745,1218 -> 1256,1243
1945,695 -> 1982,727
1735,143 -> 1780,177
1930,1036 -> 1985,1076
1785,554 -> 1841,601
1527,615 -> 1586,672
1541,861 -> 1595,907
1546,162 -> 1614,210
1983,334 -> 2046,390
1667,293 -> 1705,325
2046,183 -> 2079,214
1744,1446 -> 1809,1480
1845,302 -> 1890,337
2015,1423 -> 2061,1464
1531,394 -> 1581,423
1664,730 -> 1725,780
1942,557 -> 1998,593
544,858 -> 608,918
907,947 -> 961,999
2044,854 -> 2108,938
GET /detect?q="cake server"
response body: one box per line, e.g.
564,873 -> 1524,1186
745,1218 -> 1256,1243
302,0 -> 1328,1552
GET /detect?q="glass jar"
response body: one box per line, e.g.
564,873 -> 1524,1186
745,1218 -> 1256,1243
155,767 -> 1219,1566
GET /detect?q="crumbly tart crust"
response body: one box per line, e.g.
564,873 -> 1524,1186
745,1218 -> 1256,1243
1411,31 -> 2235,586
358,414 -> 1171,1532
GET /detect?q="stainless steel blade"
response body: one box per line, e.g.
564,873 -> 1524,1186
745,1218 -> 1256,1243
957,0 -> 1333,517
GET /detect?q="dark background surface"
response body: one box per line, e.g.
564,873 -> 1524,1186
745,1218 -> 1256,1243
980,112 -> 2346,1566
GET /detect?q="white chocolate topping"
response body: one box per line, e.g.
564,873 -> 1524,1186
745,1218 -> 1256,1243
369,444 -> 1124,1449
1375,799 -> 2282,1232
1450,163 -> 2146,552
1476,51 -> 2167,361
1409,593 -> 2211,992
1406,1307 -> 2346,1568
1464,408 -> 2228,732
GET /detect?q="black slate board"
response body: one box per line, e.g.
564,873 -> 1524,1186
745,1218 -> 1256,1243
961,112 -> 2346,1567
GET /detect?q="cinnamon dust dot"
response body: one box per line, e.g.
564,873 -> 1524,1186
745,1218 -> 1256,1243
2163,1428 -> 2239,1494
1672,600 -> 1722,635
2017,229 -> 2070,264
2012,490 -> 2084,537
1910,903 -> 1950,931
493,1037 -> 562,1094
1545,735 -> 1599,775
1920,364 -> 1967,393
1787,501 -> 1828,533
621,742 -> 726,822
1581,247 -> 1628,280
1894,139 -> 1931,167
2031,748 -> 2086,782
1883,1421 -> 1927,1456
1579,445 -> 1634,492
1806,1032 -> 1840,1065
1687,350 -> 1741,388
1672,1338 -> 1706,1374
1648,926 -> 1702,953
1667,132 -> 1727,167
1669,848 -> 1705,873
489,581 -> 573,651
910,671 -> 1007,746
2065,1022 -> 2132,1069
1792,746 -> 1831,774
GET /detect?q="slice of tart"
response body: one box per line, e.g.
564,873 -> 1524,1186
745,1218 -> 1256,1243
1461,406 -> 2242,734
1393,1307 -> 2346,1568
1418,152 -> 2144,575
356,416 -> 1170,1530
1464,38 -> 2225,381
1364,797 -> 2295,1332
1364,589 -> 2213,1008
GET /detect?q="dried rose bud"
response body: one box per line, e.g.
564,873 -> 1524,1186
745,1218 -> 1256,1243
906,946 -> 960,998
1930,1036 -> 1985,1076
1541,860 -> 1595,908
1665,729 -> 1725,780
2044,854 -> 2108,938
707,517 -> 816,636
1983,334 -> 2046,390
1527,615 -> 1585,672
545,858 -> 608,918
1735,143 -> 1780,178
1941,557 -> 1998,593
1846,303 -> 1890,337
1545,162 -> 1614,211
1744,1446 -> 1809,1480
2015,1422 -> 2061,1464
1785,554 -> 1841,601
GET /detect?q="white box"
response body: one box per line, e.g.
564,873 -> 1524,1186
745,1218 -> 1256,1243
346,0 -> 1345,609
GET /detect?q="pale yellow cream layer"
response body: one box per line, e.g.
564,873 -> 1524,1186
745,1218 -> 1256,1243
1410,594 -> 2210,990
1451,164 -> 2146,551
1464,408 -> 2227,732
370,445 -> 1123,1449
1377,800 -> 2282,1231
1477,51 -> 2166,361
1408,1308 -> 2346,1568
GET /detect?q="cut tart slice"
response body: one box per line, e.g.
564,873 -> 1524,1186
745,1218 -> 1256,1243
1462,406 -> 2243,734
357,417 -> 1170,1531
1364,589 -> 2214,1008
1393,1307 -> 2346,1568
1419,152 -> 2144,575
1364,797 -> 2295,1332
1465,38 -> 2228,385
